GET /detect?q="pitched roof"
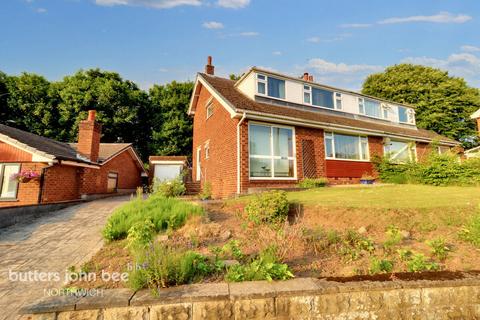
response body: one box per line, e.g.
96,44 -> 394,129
198,73 -> 458,145
69,143 -> 132,163
0,124 -> 88,163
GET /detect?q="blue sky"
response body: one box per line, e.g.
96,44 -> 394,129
1,0 -> 480,90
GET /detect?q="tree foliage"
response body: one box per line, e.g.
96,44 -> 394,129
362,64 -> 480,148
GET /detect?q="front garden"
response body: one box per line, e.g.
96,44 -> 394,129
68,151 -> 480,291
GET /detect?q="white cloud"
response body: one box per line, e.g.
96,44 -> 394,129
306,33 -> 351,43
217,0 -> 249,9
272,51 -> 282,56
238,31 -> 259,37
340,23 -> 372,28
379,11 -> 472,25
36,7 -> 47,13
461,45 -> 480,53
401,52 -> 480,86
306,37 -> 320,43
202,21 -> 224,29
95,0 -> 201,9
307,59 -> 382,74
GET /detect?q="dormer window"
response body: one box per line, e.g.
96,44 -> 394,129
381,104 -> 389,119
256,74 -> 285,99
358,98 -> 386,119
303,85 -> 311,104
335,92 -> 342,110
398,106 -> 415,124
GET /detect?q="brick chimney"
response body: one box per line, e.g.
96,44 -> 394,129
78,110 -> 101,162
205,56 -> 215,75
303,72 -> 309,81
308,75 -> 314,82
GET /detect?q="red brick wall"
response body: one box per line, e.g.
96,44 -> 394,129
192,84 -> 238,199
0,163 -> 45,207
42,165 -> 81,203
77,120 -> 102,162
98,149 -> 142,192
416,142 -> 431,162
0,141 -> 32,162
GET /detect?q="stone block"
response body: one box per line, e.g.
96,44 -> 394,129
20,313 -> 57,320
276,296 -> 317,319
192,300 -> 233,320
150,303 -> 192,320
76,288 -> 134,310
103,306 -> 148,320
21,295 -> 80,314
234,298 -> 275,320
57,309 -> 100,320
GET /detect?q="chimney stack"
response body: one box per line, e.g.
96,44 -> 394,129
78,110 -> 101,163
205,56 -> 215,75
308,75 -> 314,82
303,72 -> 309,81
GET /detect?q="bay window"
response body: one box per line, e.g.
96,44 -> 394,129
324,132 -> 369,161
384,140 -> 416,162
257,74 -> 285,99
0,164 -> 21,199
249,123 -> 295,179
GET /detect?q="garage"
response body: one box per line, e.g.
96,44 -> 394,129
149,156 -> 187,182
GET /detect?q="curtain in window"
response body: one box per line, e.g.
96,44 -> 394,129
249,125 -> 271,156
334,134 -> 360,160
267,77 -> 285,99
312,88 -> 334,108
273,128 -> 293,157
364,99 -> 381,118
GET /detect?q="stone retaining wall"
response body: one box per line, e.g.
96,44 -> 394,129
20,277 -> 480,319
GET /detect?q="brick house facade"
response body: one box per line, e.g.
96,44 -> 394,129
188,58 -> 459,199
0,111 -> 145,207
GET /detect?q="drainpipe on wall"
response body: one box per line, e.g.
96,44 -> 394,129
37,162 -> 55,204
236,112 -> 247,195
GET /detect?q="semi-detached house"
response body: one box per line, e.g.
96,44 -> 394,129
188,57 -> 459,199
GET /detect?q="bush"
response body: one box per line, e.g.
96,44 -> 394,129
383,225 -> 403,250
406,253 -> 439,272
126,220 -> 155,249
225,246 -> 294,282
245,191 -> 290,225
298,178 -> 328,188
426,238 -> 450,260
128,243 -> 223,290
199,182 -> 212,200
102,195 -> 204,241
459,211 -> 480,247
369,257 -> 394,274
152,178 -> 186,198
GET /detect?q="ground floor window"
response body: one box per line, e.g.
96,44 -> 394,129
249,123 -> 295,178
107,172 -> 118,193
0,163 -> 21,199
324,132 -> 369,161
384,140 -> 416,162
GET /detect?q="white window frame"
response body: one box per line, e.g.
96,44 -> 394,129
205,141 -> 210,159
324,132 -> 370,162
0,163 -> 21,199
248,122 -> 297,180
303,85 -> 341,111
397,106 -> 416,124
206,101 -> 214,119
358,97 -> 388,120
381,103 -> 389,120
334,92 -> 342,110
256,74 -> 286,100
303,85 -> 311,104
384,139 -> 417,163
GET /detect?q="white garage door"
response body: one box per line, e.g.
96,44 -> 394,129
154,164 -> 183,181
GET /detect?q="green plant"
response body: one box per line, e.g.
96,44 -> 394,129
152,178 -> 186,198
383,225 -> 403,250
126,220 -> 155,249
369,257 -> 394,274
225,246 -> 294,282
298,178 -> 329,188
128,243 -> 222,290
406,253 -> 439,272
244,191 -> 290,225
199,182 -> 212,200
222,240 -> 244,261
426,238 -> 450,260
397,248 -> 413,261
102,195 -> 204,241
339,230 -> 375,261
459,211 -> 480,247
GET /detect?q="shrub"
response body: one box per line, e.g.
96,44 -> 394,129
152,178 -> 186,198
459,211 -> 480,247
383,225 -> 403,250
406,253 -> 439,272
339,230 -> 375,261
245,191 -> 290,224
126,220 -> 155,249
199,182 -> 212,200
225,246 -> 294,282
128,243 -> 223,290
426,238 -> 450,260
298,178 -> 328,188
102,195 -> 204,241
369,257 -> 394,274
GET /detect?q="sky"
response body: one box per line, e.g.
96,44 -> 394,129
1,0 -> 480,91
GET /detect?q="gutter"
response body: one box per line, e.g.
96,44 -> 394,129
236,112 -> 247,195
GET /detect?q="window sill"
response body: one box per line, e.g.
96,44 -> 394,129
325,158 -> 370,163
249,177 -> 298,181
0,198 -> 19,202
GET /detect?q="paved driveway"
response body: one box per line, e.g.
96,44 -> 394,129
0,196 -> 130,320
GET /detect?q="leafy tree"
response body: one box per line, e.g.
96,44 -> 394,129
0,71 -> 9,125
362,64 -> 480,148
148,81 -> 194,158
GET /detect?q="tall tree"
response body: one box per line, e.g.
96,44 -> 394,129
0,71 -> 9,125
148,81 -> 194,158
362,64 -> 480,148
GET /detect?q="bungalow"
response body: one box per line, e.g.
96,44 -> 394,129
188,57 -> 459,199
0,110 -> 145,207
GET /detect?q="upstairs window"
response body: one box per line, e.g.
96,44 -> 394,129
359,98 -> 390,119
324,132 -> 369,161
398,106 -> 415,124
384,140 -> 416,163
335,92 -> 342,110
256,74 -> 285,99
0,164 -> 20,199
206,102 -> 214,119
312,87 -> 334,109
303,85 -> 311,104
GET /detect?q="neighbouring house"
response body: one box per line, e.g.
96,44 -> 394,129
466,109 -> 480,158
0,110 -> 146,207
149,156 -> 187,182
188,57 -> 460,199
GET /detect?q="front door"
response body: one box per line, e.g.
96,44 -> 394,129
196,147 -> 201,181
